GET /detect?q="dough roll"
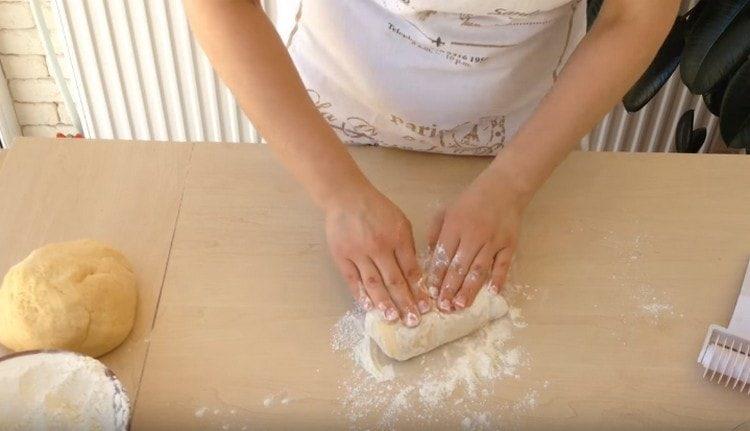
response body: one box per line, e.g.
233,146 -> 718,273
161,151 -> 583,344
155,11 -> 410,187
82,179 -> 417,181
365,288 -> 509,361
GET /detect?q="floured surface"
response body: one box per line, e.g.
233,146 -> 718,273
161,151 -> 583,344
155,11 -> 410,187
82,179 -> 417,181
332,284 -> 535,430
127,146 -> 750,430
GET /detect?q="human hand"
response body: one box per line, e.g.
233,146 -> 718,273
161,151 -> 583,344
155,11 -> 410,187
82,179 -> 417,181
425,167 -> 529,312
326,185 -> 431,326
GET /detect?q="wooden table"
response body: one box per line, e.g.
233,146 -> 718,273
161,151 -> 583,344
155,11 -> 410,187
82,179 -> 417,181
0,139 -> 191,396
0,138 -> 748,430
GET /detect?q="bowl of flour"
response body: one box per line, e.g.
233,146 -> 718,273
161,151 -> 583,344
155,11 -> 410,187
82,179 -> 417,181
0,350 -> 130,430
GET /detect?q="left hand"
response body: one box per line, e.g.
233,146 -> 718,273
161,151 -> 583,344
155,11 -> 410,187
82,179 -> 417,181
425,165 -> 530,312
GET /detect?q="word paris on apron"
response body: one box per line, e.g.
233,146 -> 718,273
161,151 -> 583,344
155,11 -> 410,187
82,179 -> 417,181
287,0 -> 585,155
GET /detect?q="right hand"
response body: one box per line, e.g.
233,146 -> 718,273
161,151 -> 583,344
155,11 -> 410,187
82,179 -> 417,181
325,185 -> 431,327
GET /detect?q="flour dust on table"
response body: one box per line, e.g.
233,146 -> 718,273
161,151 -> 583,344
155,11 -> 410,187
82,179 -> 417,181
330,280 -> 540,430
598,224 -> 683,328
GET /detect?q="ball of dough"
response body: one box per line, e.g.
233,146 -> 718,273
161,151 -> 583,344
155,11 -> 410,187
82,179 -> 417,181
0,239 -> 137,357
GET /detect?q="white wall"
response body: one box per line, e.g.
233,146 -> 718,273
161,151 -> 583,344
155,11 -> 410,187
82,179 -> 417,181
0,0 -> 76,137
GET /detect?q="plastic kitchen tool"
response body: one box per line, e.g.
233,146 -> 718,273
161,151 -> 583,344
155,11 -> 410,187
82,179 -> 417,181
698,259 -> 750,393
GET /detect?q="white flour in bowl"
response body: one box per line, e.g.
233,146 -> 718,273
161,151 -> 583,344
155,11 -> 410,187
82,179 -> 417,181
0,351 -> 129,431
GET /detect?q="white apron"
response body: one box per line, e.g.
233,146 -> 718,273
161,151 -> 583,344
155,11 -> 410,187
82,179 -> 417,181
286,0 -> 585,155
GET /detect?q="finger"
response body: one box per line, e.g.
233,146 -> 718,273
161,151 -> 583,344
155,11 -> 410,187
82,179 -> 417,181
453,244 -> 496,310
412,283 -> 432,314
426,207 -> 445,251
374,254 -> 421,327
395,237 -> 431,314
334,257 -> 371,310
394,225 -> 422,289
438,242 -> 482,312
426,233 -> 459,300
356,258 -> 399,322
489,247 -> 515,293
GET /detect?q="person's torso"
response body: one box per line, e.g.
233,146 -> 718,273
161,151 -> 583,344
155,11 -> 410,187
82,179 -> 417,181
287,0 -> 585,155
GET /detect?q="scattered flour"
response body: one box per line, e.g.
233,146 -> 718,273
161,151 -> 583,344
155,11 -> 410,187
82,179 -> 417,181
600,229 -> 680,323
641,302 -> 674,316
194,406 -> 251,430
262,390 -> 291,408
354,336 -> 394,382
331,308 -> 365,351
332,307 -> 396,383
378,387 -> 413,429
634,284 -> 676,321
427,244 -> 451,288
461,412 -> 490,431
508,307 -> 527,328
433,244 -> 450,269
503,281 -> 539,301
331,299 -> 534,430
513,389 -> 539,412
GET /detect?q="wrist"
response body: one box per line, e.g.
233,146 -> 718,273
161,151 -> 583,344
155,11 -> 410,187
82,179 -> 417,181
480,155 -> 538,210
317,174 -> 378,213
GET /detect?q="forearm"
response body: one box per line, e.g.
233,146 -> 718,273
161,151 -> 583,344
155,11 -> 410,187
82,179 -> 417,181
184,0 -> 370,208
487,0 -> 680,203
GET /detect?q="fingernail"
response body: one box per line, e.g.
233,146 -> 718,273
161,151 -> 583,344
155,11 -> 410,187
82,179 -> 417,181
377,302 -> 388,311
404,312 -> 420,327
418,300 -> 431,314
429,286 -> 439,299
361,297 -> 373,310
438,299 -> 452,312
490,283 -> 500,294
384,307 -> 399,322
453,295 -> 466,309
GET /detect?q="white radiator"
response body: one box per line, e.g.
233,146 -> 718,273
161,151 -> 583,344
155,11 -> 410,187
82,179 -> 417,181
587,70 -> 720,153
54,0 -> 720,152
55,0 -> 264,143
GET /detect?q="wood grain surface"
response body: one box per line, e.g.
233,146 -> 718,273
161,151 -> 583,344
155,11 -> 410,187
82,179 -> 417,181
1,139 -> 749,430
0,138 -> 193,400
131,144 -> 750,430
